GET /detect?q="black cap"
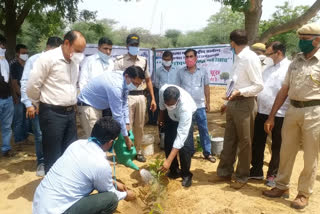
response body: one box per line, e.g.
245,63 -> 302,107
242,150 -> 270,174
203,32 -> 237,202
126,34 -> 140,45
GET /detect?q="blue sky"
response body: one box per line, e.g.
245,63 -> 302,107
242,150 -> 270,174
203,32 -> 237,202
78,0 -> 317,35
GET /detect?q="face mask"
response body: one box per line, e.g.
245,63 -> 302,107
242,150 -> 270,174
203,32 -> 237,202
128,46 -> 139,56
299,39 -> 315,54
162,60 -> 172,67
165,103 -> 177,111
20,54 -> 28,61
185,58 -> 196,67
97,50 -> 111,64
127,82 -> 138,91
0,48 -> 6,56
71,52 -> 84,65
263,57 -> 274,66
258,55 -> 266,62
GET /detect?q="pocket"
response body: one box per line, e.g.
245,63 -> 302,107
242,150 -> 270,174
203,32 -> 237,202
194,74 -> 202,87
306,65 -> 320,88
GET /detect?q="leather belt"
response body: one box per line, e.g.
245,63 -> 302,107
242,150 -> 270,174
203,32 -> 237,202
290,100 -> 320,108
40,102 -> 76,114
129,90 -> 145,96
77,101 -> 90,106
231,96 -> 254,101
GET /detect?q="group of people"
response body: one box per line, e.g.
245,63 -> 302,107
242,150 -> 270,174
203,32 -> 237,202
0,21 -> 319,213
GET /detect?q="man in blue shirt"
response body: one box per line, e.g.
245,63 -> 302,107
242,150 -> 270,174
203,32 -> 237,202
78,66 -> 145,150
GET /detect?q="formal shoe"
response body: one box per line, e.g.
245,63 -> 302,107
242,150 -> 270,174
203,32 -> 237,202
166,169 -> 181,179
205,155 -> 216,163
182,175 -> 192,187
248,173 -> 264,180
262,187 -> 289,198
36,163 -> 45,177
2,150 -> 16,157
208,175 -> 231,183
136,154 -> 146,162
265,176 -> 276,187
290,195 -> 309,209
230,180 -> 246,189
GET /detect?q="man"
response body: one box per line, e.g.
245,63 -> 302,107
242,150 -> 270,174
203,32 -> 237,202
10,44 -> 29,146
177,49 -> 215,163
79,37 -> 114,91
249,41 -> 291,187
32,117 -> 136,214
78,66 -> 145,151
27,30 -> 86,173
20,36 -> 63,176
114,33 -> 156,162
156,50 -> 178,89
0,34 -> 14,157
210,29 -> 263,189
159,85 -> 196,187
262,23 -> 320,209
251,43 -> 273,68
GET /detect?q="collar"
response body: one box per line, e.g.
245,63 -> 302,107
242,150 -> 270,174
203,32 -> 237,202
184,66 -> 200,73
237,46 -> 250,59
297,48 -> 320,61
125,53 -> 140,62
57,45 -> 69,63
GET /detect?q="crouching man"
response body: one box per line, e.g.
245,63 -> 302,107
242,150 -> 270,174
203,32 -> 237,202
159,85 -> 196,187
32,117 -> 136,214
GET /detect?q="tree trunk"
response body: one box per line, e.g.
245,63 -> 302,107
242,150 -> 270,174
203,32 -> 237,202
244,0 -> 262,45
4,0 -> 17,61
258,0 -> 320,43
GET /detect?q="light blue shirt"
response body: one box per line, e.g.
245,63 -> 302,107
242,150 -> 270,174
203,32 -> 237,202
159,84 -> 197,149
21,53 -> 42,107
78,71 -> 129,136
32,139 -> 127,214
176,66 -> 209,108
155,65 -> 178,89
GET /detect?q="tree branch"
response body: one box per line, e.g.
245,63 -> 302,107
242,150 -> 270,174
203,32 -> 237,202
258,0 -> 320,43
15,0 -> 35,32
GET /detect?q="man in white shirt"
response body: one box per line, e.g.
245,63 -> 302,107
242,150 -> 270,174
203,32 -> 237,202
159,85 -> 197,187
249,41 -> 290,187
79,37 -> 114,91
27,30 -> 86,173
211,29 -> 263,189
32,117 -> 136,214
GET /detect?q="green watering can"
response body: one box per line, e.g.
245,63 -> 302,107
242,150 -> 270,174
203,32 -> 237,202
114,130 -> 139,171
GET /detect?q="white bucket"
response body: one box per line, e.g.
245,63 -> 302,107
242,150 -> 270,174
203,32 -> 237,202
142,134 -> 154,156
211,137 -> 224,156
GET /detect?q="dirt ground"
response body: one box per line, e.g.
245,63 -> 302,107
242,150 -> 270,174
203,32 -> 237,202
1,86 -> 320,214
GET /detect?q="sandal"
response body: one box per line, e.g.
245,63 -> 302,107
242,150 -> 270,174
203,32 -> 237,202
205,155 -> 216,163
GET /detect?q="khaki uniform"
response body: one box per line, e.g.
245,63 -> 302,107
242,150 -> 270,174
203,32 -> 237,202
114,54 -> 150,153
275,49 -> 320,197
78,106 -> 102,138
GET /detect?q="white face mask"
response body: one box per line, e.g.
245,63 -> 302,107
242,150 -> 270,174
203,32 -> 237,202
258,55 -> 266,62
165,103 -> 177,111
162,60 -> 172,67
0,48 -> 6,56
264,57 -> 274,66
71,52 -> 84,65
127,82 -> 138,91
19,54 -> 29,61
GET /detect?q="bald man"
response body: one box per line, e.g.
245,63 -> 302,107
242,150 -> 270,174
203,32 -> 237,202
27,30 -> 86,173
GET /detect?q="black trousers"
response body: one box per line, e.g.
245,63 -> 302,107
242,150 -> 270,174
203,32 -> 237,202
39,103 -> 78,173
147,87 -> 159,125
251,113 -> 284,177
164,115 -> 195,178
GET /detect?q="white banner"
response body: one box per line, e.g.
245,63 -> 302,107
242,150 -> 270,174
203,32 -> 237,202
155,45 -> 234,85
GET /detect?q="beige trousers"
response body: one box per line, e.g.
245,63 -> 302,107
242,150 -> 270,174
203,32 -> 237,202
78,106 -> 102,138
275,105 -> 320,197
128,95 -> 146,153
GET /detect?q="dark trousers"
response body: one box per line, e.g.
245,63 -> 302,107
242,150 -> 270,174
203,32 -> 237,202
39,103 -> 77,173
64,192 -> 118,214
164,115 -> 195,178
251,113 -> 284,177
147,87 -> 159,125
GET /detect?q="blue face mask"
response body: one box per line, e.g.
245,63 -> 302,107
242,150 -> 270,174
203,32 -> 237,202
97,50 -> 111,64
128,46 -> 139,56
127,82 -> 138,91
88,137 -> 114,153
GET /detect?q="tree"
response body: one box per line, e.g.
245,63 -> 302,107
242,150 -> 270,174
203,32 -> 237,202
220,72 -> 230,83
0,0 -> 80,59
215,0 -> 320,44
165,29 -> 182,47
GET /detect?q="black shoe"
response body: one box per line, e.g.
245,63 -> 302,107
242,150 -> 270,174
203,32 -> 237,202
166,169 -> 181,179
182,175 -> 193,187
136,154 -> 146,162
2,150 -> 16,157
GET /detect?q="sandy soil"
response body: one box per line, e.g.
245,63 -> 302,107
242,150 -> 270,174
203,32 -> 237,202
1,86 -> 320,214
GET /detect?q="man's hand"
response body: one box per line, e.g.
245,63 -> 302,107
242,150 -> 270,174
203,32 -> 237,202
220,104 -> 227,115
124,190 -> 136,201
150,99 -> 157,112
26,106 -> 37,119
206,102 -> 210,113
160,159 -> 171,172
264,117 -> 275,134
116,182 -> 127,192
227,90 -> 241,101
124,136 -> 133,150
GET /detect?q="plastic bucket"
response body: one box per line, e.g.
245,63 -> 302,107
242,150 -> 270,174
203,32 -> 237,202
211,137 -> 224,156
142,134 -> 154,156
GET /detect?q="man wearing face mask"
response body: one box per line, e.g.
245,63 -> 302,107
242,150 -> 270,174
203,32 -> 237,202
77,66 -> 145,151
0,34 -> 15,157
263,23 -> 320,209
33,117 -> 136,214
176,49 -> 215,163
27,30 -> 86,173
114,34 -> 157,162
159,85 -> 196,187
249,41 -> 291,187
156,51 -> 178,89
251,43 -> 267,66
79,37 -> 114,91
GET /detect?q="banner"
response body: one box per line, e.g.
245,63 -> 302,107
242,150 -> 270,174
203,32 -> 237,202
155,45 -> 234,85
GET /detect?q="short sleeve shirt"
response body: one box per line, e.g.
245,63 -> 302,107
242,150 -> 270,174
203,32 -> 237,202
10,61 -> 24,86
